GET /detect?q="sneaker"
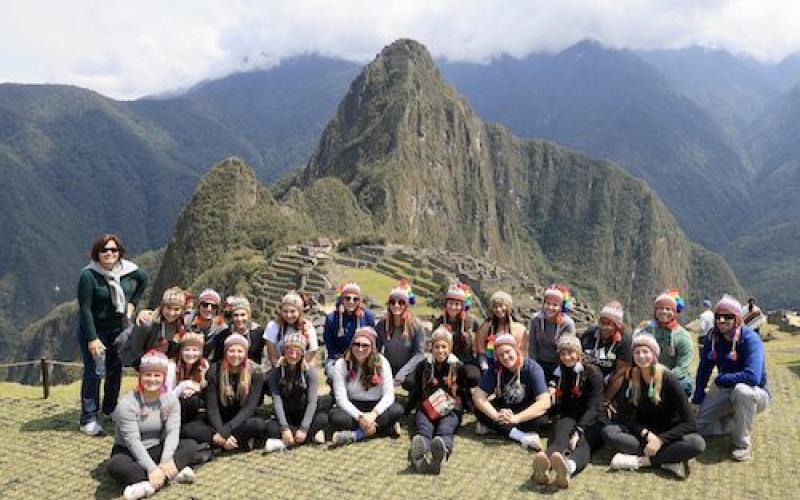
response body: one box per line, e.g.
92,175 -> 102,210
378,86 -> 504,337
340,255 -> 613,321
610,453 -> 640,471
331,431 -> 354,448
475,421 -> 490,435
519,432 -> 542,451
731,446 -> 752,461
410,435 -> 428,472
80,420 -> 104,436
531,451 -> 551,485
123,480 -> 155,500
660,461 -> 688,479
428,437 -> 447,475
389,421 -> 402,438
550,452 -> 570,488
313,430 -> 326,444
264,438 -> 287,453
174,466 -> 196,484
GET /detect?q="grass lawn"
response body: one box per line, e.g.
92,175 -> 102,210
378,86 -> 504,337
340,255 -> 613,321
329,265 -> 440,317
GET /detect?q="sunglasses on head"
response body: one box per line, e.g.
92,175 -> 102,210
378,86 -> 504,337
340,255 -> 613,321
199,302 -> 218,309
389,299 -> 406,306
352,342 -> 372,350
715,313 -> 735,321
343,296 -> 360,303
100,247 -> 119,254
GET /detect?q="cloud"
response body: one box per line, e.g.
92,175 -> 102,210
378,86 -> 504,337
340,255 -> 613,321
1,0 -> 799,99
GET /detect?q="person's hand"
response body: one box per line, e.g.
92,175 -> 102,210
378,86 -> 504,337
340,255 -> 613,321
88,339 -> 105,358
212,433 -> 227,448
569,432 -> 580,451
160,460 -> 178,479
281,429 -> 295,447
224,435 -> 239,450
644,433 -> 663,457
358,413 -> 377,436
148,467 -> 166,489
181,387 -> 197,399
127,303 -> 136,321
294,429 -> 307,444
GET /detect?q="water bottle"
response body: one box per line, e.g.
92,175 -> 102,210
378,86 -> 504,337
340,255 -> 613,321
94,343 -> 107,379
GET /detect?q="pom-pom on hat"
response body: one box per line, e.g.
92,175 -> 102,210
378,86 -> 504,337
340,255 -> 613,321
139,349 -> 169,374
198,288 -> 221,306
655,288 -> 685,313
556,334 -> 582,354
430,325 -> 453,348
224,333 -> 250,350
179,332 -> 205,349
599,300 -> 625,329
545,284 -> 574,313
281,291 -> 304,309
490,291 -> 513,308
283,332 -> 307,352
388,278 -> 416,306
161,287 -> 186,307
445,282 -> 474,311
632,333 -> 661,361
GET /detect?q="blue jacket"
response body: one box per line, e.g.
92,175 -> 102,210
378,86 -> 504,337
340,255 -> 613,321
323,308 -> 377,361
692,326 -> 767,404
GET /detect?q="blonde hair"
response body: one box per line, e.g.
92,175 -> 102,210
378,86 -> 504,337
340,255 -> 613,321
219,359 -> 254,407
626,363 -> 665,406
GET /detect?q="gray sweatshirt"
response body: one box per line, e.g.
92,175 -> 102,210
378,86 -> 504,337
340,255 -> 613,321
113,391 -> 180,472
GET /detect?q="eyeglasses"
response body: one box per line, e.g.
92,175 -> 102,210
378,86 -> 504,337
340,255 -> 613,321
715,313 -> 735,321
199,302 -> 218,309
389,299 -> 406,306
343,296 -> 360,303
352,342 -> 372,350
100,247 -> 119,254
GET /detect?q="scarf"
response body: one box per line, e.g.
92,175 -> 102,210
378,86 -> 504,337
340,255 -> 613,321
87,258 -> 139,315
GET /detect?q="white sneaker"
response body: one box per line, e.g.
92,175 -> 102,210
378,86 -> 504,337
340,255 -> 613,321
475,422 -> 490,435
174,466 -> 196,484
264,438 -> 287,453
610,453 -> 640,470
519,432 -> 542,451
123,480 -> 155,500
313,430 -> 326,444
660,462 -> 688,479
80,420 -> 104,436
731,446 -> 752,461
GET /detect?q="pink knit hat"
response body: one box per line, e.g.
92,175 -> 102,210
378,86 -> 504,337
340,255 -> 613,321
198,288 -> 221,306
139,350 -> 169,374
352,326 -> 378,350
493,333 -> 518,352
714,294 -> 743,321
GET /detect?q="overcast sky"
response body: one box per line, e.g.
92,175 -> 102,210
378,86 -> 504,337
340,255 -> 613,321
2,0 -> 799,99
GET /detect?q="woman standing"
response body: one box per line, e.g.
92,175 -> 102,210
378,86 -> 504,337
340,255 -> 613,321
602,334 -> 705,478
431,283 -> 482,389
474,291 -> 527,373
375,281 -> 426,389
531,335 -> 603,489
263,332 -> 328,452
407,326 -> 469,474
106,350 -> 199,500
78,234 -> 148,436
528,284 -> 576,382
182,334 -> 267,452
264,291 -> 319,367
329,327 -> 404,446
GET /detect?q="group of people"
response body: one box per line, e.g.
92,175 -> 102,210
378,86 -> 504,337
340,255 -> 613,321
77,234 -> 771,498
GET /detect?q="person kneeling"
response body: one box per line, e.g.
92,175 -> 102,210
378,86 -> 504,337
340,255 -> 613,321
407,326 -> 470,474
329,327 -> 404,446
603,334 -> 705,479
264,332 -> 328,453
532,335 -> 603,489
107,350 -> 199,500
472,334 -> 550,450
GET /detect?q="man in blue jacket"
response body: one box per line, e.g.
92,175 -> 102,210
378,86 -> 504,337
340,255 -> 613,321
692,295 -> 769,461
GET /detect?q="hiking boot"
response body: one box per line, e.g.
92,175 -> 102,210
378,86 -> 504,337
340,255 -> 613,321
610,453 -> 640,470
410,435 -> 428,472
428,437 -> 447,475
660,461 -> 689,479
531,451 -> 551,485
550,452 -> 570,488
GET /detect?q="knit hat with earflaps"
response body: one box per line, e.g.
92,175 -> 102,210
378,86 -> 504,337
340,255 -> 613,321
198,288 -> 221,306
430,325 -> 453,348
178,331 -> 205,349
599,300 -> 625,330
139,349 -> 169,374
281,291 -> 304,310
161,287 -> 186,308
709,294 -> 744,362
224,333 -> 250,351
632,333 -> 661,361
388,278 -> 416,305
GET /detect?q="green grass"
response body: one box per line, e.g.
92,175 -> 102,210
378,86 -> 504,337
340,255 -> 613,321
2,331 -> 799,499
332,266 -> 439,317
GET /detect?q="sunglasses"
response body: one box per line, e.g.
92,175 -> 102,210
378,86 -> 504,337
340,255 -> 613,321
352,342 -> 372,350
715,313 -> 735,321
343,296 -> 360,303
199,302 -> 218,309
389,299 -> 406,306
100,247 -> 119,254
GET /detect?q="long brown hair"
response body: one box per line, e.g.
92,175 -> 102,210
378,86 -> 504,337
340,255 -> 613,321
343,346 -> 382,390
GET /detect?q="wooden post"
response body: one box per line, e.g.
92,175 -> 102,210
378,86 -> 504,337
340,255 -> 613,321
41,357 -> 50,399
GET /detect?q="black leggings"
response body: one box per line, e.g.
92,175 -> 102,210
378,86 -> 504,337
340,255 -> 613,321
474,400 -> 547,437
602,424 -> 705,465
107,439 -> 199,486
545,417 -> 596,475
328,400 -> 404,435
265,411 -> 329,440
181,417 -> 267,450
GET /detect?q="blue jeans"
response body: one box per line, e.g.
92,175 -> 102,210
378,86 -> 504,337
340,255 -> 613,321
79,327 -> 123,425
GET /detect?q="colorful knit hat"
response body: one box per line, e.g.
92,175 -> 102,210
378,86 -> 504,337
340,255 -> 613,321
444,282 -> 474,310
281,291 -> 304,309
544,284 -> 574,313
161,287 -> 186,307
714,294 -> 743,321
139,349 -> 169,374
493,333 -> 518,354
388,278 -> 416,306
490,290 -> 513,308
178,331 -> 205,349
556,334 -> 582,354
632,333 -> 661,361
283,331 -> 307,352
198,288 -> 221,306
337,282 -> 362,299
430,325 -> 453,348
599,300 -> 625,330
224,333 -> 250,350
228,295 -> 251,313
654,288 -> 685,314
352,326 -> 378,350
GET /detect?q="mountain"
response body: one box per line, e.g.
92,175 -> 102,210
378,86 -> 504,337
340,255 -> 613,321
289,39 -> 743,317
439,40 -> 753,249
